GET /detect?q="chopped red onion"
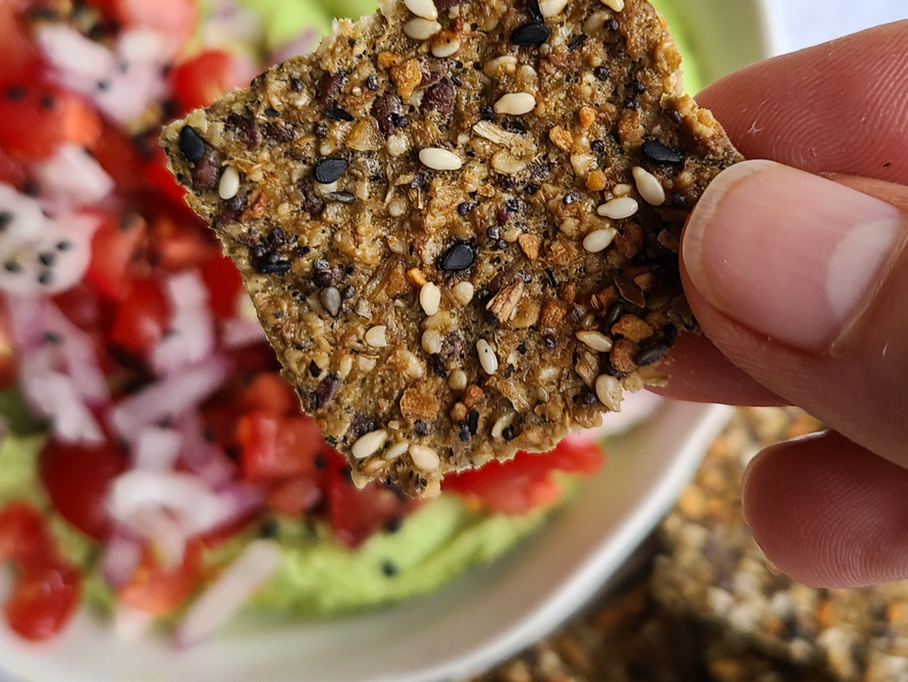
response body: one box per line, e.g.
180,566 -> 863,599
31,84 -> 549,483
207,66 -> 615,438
220,317 -> 265,349
176,540 -> 282,647
35,25 -> 115,81
33,144 -> 114,209
123,507 -> 187,569
133,427 -> 182,470
151,271 -> 215,376
175,412 -> 237,489
101,530 -> 144,588
201,0 -> 265,48
21,357 -> 105,444
109,354 -> 232,440
44,301 -> 109,406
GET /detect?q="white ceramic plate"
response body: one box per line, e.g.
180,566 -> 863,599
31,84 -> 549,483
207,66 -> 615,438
0,1 -> 779,680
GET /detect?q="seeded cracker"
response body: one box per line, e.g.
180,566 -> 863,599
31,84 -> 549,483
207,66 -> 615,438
161,0 -> 741,496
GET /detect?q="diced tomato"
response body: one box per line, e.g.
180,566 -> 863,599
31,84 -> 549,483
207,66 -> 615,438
144,146 -> 190,208
0,74 -> 102,161
4,561 -> 82,642
0,2 -> 41,88
109,279 -> 169,360
85,212 -> 149,300
0,303 -> 19,391
267,476 -> 322,518
0,503 -> 54,566
83,0 -> 197,47
171,50 -> 249,114
39,440 -> 126,541
323,450 -> 417,549
240,373 -> 296,416
0,147 -> 27,190
0,503 -> 83,642
444,440 -> 604,515
201,255 -> 243,319
119,541 -> 202,616
92,123 -> 147,193
147,210 -> 217,271
236,412 -> 324,483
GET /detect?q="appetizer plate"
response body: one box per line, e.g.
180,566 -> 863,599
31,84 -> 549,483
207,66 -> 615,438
0,0 -> 780,679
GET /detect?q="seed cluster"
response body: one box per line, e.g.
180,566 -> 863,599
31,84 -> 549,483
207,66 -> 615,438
162,0 -> 743,495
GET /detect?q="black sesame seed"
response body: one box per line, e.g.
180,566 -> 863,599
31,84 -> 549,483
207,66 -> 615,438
452,76 -> 463,86
458,201 -> 478,216
314,157 -> 348,184
526,0 -> 543,23
663,324 -> 679,344
96,79 -> 111,92
544,334 -> 556,350
593,66 -> 610,81
440,241 -> 476,272
264,107 -> 280,118
468,409 -> 479,435
6,85 -> 26,101
503,364 -> 514,379
56,239 -> 74,251
381,560 -> 399,577
563,191 -> 579,205
603,301 -> 625,329
325,106 -> 354,122
37,270 -> 53,286
544,269 -> 557,288
413,421 -> 429,437
40,94 -> 56,110
38,252 -> 55,267
365,74 -> 379,91
178,126 -> 207,163
4,261 -> 21,273
290,77 -> 304,92
0,211 -> 13,231
517,341 -> 526,354
591,139 -> 605,153
642,140 -> 682,165
502,425 -> 516,441
568,34 -> 587,50
510,22 -> 549,47
254,259 -> 291,274
582,390 -> 598,405
635,340 -> 672,367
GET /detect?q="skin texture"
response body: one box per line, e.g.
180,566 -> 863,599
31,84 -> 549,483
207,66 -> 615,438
655,20 -> 908,588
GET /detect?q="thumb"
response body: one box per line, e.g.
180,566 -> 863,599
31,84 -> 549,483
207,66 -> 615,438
681,159 -> 908,465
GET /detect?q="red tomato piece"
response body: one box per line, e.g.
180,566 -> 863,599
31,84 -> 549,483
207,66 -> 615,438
39,440 -> 126,541
0,503 -> 83,642
109,278 -> 169,360
0,2 -> 40,88
267,476 -> 323,518
147,210 -> 217,271
0,146 -> 27,190
92,123 -> 147,194
144,146 -> 190,208
119,541 -> 202,616
0,503 -> 54,566
323,449 -> 417,549
85,212 -> 149,300
200,254 -> 243,319
444,440 -> 604,515
171,50 -> 248,114
4,561 -> 82,642
240,373 -> 297,416
236,412 -> 324,483
0,74 -> 102,161
0,303 -> 19,391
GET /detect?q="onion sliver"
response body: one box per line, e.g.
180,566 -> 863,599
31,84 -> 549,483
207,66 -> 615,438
177,540 -> 282,647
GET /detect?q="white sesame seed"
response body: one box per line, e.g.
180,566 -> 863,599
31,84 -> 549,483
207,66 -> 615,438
595,374 -> 623,411
493,92 -> 536,116
421,329 -> 443,354
218,166 -> 240,200
403,17 -> 441,40
582,227 -> 619,253
491,413 -> 515,439
409,444 -> 440,471
385,441 -> 410,460
404,0 -> 437,20
447,369 -> 468,391
477,338 -> 498,375
452,281 -> 475,306
365,325 -> 388,347
633,166 -> 666,206
351,429 -> 388,459
599,0 -> 624,10
419,147 -> 462,171
387,134 -> 409,157
539,0 -> 568,17
419,282 -> 441,316
576,330 -> 614,353
431,36 -> 461,58
596,196 -> 639,219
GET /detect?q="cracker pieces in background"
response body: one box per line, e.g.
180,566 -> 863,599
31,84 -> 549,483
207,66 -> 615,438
161,0 -> 741,495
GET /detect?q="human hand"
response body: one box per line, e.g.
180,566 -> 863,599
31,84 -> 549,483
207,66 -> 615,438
656,20 -> 908,588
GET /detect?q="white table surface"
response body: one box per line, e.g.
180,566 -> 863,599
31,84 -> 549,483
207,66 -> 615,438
2,3 -> 906,682
776,0 -> 907,52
